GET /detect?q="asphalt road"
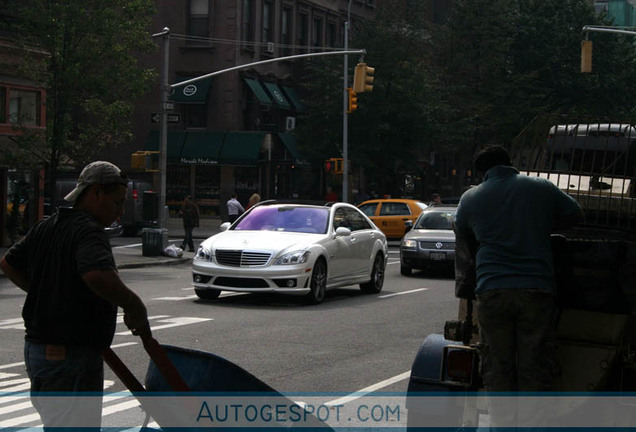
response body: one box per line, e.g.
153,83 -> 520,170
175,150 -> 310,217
0,239 -> 458,429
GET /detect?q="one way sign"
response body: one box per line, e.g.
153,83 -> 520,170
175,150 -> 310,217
150,113 -> 181,124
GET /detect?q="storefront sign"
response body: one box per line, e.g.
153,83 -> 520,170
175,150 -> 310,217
180,157 -> 219,165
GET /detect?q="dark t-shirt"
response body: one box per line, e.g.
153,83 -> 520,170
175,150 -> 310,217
5,207 -> 118,348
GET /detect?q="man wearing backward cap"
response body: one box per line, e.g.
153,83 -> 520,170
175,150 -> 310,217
1,161 -> 152,429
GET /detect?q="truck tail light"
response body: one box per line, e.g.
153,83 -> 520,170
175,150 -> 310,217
442,345 -> 477,386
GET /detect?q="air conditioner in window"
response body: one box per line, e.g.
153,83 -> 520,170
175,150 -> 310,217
266,42 -> 275,53
285,116 -> 296,131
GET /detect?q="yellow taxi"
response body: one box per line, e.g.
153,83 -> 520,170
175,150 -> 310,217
357,199 -> 428,239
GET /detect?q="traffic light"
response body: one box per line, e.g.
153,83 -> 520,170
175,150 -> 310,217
325,159 -> 335,172
581,40 -> 593,73
334,158 -> 343,174
353,62 -> 375,93
347,88 -> 358,113
131,151 -> 160,172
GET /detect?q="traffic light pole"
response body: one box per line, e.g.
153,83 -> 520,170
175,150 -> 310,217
152,27 -> 170,231
342,1 -> 353,203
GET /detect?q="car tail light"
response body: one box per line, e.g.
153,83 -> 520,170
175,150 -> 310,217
132,190 -> 138,200
441,345 -> 477,386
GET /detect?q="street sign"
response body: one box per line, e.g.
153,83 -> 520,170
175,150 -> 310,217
150,113 -> 181,124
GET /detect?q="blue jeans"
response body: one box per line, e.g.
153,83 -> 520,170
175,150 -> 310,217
24,341 -> 104,430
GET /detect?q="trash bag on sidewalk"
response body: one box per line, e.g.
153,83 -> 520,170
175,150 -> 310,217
163,244 -> 183,258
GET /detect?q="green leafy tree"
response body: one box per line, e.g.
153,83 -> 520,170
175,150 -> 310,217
4,0 -> 157,200
436,0 -> 636,154
296,0 -> 445,197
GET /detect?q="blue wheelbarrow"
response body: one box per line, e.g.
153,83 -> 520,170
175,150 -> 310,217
104,336 -> 333,430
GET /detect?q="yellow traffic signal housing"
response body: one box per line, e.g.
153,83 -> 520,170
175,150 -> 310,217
353,62 -> 375,93
131,151 -> 160,172
334,158 -> 343,174
347,88 -> 358,113
581,40 -> 593,73
131,151 -> 146,170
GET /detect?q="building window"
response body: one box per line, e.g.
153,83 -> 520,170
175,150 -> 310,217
298,13 -> 308,49
327,21 -> 336,47
185,104 -> 207,128
188,0 -> 209,40
262,1 -> 273,44
9,89 -> 40,125
281,6 -> 292,55
312,17 -> 323,48
594,1 -> 608,14
242,0 -> 255,47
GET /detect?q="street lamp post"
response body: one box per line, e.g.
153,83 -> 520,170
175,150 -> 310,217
342,0 -> 353,203
152,27 -> 170,231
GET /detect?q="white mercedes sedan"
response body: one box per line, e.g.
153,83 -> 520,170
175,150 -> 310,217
192,201 -> 388,304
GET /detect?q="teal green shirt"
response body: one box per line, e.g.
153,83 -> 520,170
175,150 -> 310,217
454,165 -> 582,294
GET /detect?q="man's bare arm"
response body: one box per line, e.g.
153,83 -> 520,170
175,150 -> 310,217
0,256 -> 29,293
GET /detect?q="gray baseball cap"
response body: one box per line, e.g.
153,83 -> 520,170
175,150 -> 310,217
64,161 -> 129,203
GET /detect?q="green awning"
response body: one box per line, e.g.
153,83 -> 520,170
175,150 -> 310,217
263,82 -> 292,110
180,131 -> 225,165
145,130 -> 187,163
282,86 -> 305,112
278,133 -> 301,161
244,78 -> 273,106
219,132 -> 266,165
169,76 -> 212,103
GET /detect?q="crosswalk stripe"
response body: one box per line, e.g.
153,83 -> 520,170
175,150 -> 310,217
0,411 -> 40,427
0,400 -> 32,415
0,378 -> 29,388
102,399 -> 141,415
0,382 -> 30,392
0,362 -> 25,370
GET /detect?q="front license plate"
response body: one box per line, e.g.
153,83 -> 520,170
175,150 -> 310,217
430,252 -> 446,261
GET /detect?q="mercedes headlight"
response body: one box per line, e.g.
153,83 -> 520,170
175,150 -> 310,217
402,239 -> 417,248
194,246 -> 213,262
274,250 -> 310,265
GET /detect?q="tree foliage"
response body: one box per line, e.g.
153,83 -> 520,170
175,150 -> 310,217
5,0 -> 157,198
296,0 -> 444,196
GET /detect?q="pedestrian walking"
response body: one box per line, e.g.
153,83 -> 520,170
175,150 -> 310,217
429,193 -> 442,206
227,193 -> 244,223
0,161 -> 151,429
179,195 -> 199,252
246,193 -> 261,211
453,145 -> 583,426
325,186 -> 338,202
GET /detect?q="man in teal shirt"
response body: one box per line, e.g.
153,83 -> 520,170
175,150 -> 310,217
454,146 -> 583,399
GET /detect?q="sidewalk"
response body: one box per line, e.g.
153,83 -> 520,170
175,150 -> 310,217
0,217 -> 224,275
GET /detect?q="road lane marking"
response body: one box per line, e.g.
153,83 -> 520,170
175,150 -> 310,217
0,378 -> 29,388
325,371 -> 411,406
110,342 -> 138,348
153,295 -> 198,301
115,316 -> 212,335
0,400 -> 32,416
0,362 -> 24,370
378,288 -> 428,298
154,291 -> 248,301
